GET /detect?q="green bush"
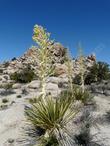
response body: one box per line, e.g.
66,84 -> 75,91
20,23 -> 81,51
0,69 -> 3,74
3,61 -> 10,68
2,98 -> 9,103
85,61 -> 110,84
60,86 -> 92,105
3,83 -> 13,90
10,66 -> 35,83
73,87 -> 93,104
73,74 -> 82,85
16,95 -> 22,98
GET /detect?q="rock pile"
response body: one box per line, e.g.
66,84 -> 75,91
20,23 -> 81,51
0,42 -> 96,78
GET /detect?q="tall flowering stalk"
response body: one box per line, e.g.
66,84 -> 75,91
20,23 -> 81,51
33,25 -> 54,99
77,43 -> 86,93
65,49 -> 74,99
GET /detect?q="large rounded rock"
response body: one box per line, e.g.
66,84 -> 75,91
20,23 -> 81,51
46,82 -> 60,97
0,88 -> 5,94
46,77 -> 60,84
104,90 -> 110,96
54,64 -> 67,77
28,80 -> 40,89
46,83 -> 59,91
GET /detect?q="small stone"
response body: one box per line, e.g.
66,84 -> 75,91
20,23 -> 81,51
12,83 -> 22,89
3,75 -> 10,80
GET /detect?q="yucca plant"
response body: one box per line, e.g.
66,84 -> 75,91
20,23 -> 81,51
26,96 -> 77,145
25,25 -> 79,146
73,87 -> 93,105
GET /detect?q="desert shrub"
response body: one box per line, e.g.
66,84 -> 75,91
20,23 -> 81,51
0,83 -> 15,96
73,74 -> 82,85
74,110 -> 101,146
74,127 -> 91,146
2,98 -> 9,103
10,66 -> 35,83
85,61 -> 110,85
60,86 -> 92,105
0,104 -> 8,110
16,95 -> 22,98
3,83 -> 13,90
3,61 -> 10,68
11,57 -> 16,61
73,87 -> 93,104
0,69 -> 3,74
74,127 -> 101,146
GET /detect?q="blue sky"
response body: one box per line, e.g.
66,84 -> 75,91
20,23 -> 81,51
0,0 -> 110,64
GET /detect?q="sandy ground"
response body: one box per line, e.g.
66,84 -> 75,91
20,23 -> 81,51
91,95 -> 110,146
0,90 -> 110,146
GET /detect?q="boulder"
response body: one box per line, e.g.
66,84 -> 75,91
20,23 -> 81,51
28,80 -> 40,89
0,88 -> 5,94
46,83 -> 59,91
3,75 -> 10,80
54,64 -> 67,77
104,90 -> 110,96
46,77 -> 60,84
52,43 -> 66,57
46,83 -> 60,97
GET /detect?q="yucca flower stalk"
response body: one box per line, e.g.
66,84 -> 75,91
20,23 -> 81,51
65,49 -> 74,99
77,43 -> 86,93
32,25 -> 54,99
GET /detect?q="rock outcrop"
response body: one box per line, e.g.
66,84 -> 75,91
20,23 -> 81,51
0,42 -> 95,77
